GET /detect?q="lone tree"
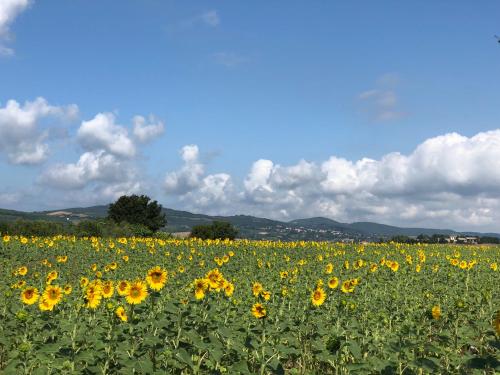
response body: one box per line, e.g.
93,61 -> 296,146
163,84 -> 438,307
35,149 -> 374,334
190,221 -> 238,240
107,195 -> 166,232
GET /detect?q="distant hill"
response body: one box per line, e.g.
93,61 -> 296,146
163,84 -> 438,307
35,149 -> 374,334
1,205 -> 499,241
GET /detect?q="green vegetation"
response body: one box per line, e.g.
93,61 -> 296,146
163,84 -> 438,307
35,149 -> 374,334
0,238 -> 498,373
108,195 -> 166,232
190,221 -> 238,240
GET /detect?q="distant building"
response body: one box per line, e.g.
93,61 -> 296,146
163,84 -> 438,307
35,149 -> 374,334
446,235 -> 478,244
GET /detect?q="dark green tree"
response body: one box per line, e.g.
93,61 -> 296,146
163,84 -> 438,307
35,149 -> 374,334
107,195 -> 166,232
190,221 -> 238,240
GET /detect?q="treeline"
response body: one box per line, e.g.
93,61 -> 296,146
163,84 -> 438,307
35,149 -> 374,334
0,195 -> 171,238
0,219 -> 171,238
190,221 -> 238,240
389,234 -> 500,244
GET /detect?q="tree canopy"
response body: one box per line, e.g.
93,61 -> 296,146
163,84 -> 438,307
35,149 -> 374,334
190,221 -> 238,240
107,195 -> 166,232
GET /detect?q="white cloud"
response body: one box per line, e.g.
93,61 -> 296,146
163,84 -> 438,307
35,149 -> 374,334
164,145 -> 205,194
163,131 -> 500,231
132,115 -> 165,143
0,0 -> 31,56
359,73 -> 406,122
77,113 -> 136,158
39,150 -> 131,190
0,97 -> 78,164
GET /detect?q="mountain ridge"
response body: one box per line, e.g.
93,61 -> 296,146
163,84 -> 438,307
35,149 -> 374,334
1,206 -> 499,241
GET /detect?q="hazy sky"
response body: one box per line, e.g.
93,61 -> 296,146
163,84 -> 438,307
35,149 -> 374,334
1,1 -> 500,232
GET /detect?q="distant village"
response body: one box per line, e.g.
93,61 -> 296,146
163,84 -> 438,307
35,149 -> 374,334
243,224 -> 498,244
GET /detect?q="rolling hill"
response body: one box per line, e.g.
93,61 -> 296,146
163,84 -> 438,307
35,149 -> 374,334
1,205 -> 499,241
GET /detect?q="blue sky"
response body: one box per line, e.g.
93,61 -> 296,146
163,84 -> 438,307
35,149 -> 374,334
1,1 -> 500,231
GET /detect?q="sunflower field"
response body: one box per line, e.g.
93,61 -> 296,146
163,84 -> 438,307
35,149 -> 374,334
0,235 -> 499,374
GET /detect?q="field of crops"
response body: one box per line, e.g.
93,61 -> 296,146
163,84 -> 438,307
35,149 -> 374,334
0,235 -> 499,374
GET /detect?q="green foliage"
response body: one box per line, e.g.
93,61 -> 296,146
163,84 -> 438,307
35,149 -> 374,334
0,220 -> 69,237
0,219 -> 164,238
0,240 -> 499,373
190,221 -> 238,240
108,195 -> 167,232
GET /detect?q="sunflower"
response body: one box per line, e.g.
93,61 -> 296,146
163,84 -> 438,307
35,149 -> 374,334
193,278 -> 208,300
125,280 -> 148,305
341,280 -> 355,294
459,260 -> 467,270
15,280 -> 26,289
491,263 -> 498,271
21,287 -> 39,305
251,303 -> 266,319
39,297 -> 54,311
311,288 -> 326,307
206,269 -> 223,290
390,262 -> 399,272
85,284 -> 102,309
416,264 -> 422,273
117,280 -> 130,296
353,259 -> 364,270
325,263 -> 334,274
224,281 -> 235,297
46,271 -> 58,284
431,305 -> 441,320
328,277 -> 339,289
42,285 -> 63,306
63,284 -> 72,295
116,306 -> 128,322
102,281 -> 114,298
146,266 -> 167,290
80,277 -> 89,288
370,264 -> 378,273
18,266 -> 28,276
252,282 -> 263,297
280,271 -> 288,279
109,262 -> 118,270
122,255 -> 129,262
261,290 -> 271,301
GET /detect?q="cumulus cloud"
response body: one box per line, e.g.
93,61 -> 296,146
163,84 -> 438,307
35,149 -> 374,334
77,113 -> 136,158
163,131 -> 500,231
0,0 -> 31,56
164,145 -> 234,211
359,73 -> 406,122
132,115 -> 165,143
35,109 -> 164,206
39,150 -> 132,190
164,145 -> 205,194
0,97 -> 78,164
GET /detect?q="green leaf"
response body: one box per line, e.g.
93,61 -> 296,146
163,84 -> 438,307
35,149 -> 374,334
175,348 -> 194,369
230,360 -> 251,374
